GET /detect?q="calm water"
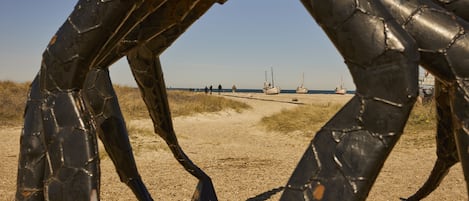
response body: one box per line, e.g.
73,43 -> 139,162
168,88 -> 355,94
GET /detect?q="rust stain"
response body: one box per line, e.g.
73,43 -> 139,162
21,190 -> 32,197
312,184 -> 325,200
49,35 -> 58,46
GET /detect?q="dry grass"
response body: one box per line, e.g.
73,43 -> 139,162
0,82 -> 251,126
167,90 -> 251,116
114,87 -> 251,119
401,101 -> 436,148
405,101 -> 436,131
261,100 -> 437,146
0,81 -> 29,126
260,103 -> 343,137
113,85 -> 150,119
0,81 -> 436,137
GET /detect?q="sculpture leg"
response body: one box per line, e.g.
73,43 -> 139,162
16,77 -> 46,201
280,1 -> 419,200
79,1 -> 221,200
40,84 -> 99,201
122,2 -> 220,200
37,1 -> 175,200
127,49 -> 217,201
16,1 -> 148,200
403,80 -> 459,201
378,0 -> 469,197
449,78 -> 469,195
82,68 -> 153,201
126,2 -> 222,200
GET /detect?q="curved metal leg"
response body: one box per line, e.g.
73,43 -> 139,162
17,1 -> 225,200
281,1 -> 419,200
82,68 -> 153,201
16,77 -> 46,201
17,1 -> 146,200
41,84 -> 99,201
80,1 -> 221,200
403,80 -> 459,201
123,2 -> 220,200
127,51 -> 217,201
379,0 -> 469,197
450,78 -> 469,195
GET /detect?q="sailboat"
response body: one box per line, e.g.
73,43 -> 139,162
296,72 -> 309,94
335,76 -> 347,95
263,67 -> 280,95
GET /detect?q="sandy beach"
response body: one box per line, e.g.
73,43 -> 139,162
1,92 -> 465,201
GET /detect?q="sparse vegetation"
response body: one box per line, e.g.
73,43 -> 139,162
167,90 -> 251,116
261,100 -> 437,145
405,101 -> 436,131
0,81 -> 30,126
0,82 -> 251,126
1,81 -> 251,157
114,86 -> 251,119
0,81 -> 436,149
125,123 -> 169,155
401,101 -> 436,147
260,103 -> 343,136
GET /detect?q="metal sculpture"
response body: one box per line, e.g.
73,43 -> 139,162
14,0 -> 469,200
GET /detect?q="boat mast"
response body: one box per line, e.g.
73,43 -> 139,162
301,72 -> 304,87
271,67 -> 275,87
340,76 -> 344,88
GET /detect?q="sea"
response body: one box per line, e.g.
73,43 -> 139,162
167,88 -> 355,94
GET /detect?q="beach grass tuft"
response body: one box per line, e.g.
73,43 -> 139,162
166,90 -> 252,116
260,103 -> 343,137
0,81 -> 30,126
261,100 -> 437,145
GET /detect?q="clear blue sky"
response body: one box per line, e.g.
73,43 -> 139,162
0,0 -> 356,90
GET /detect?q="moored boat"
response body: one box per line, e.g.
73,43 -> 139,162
263,67 -> 280,95
296,73 -> 308,94
335,76 -> 347,95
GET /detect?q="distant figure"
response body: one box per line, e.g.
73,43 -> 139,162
204,86 -> 208,94
232,84 -> 237,93
209,85 -> 213,95
218,84 -> 222,95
